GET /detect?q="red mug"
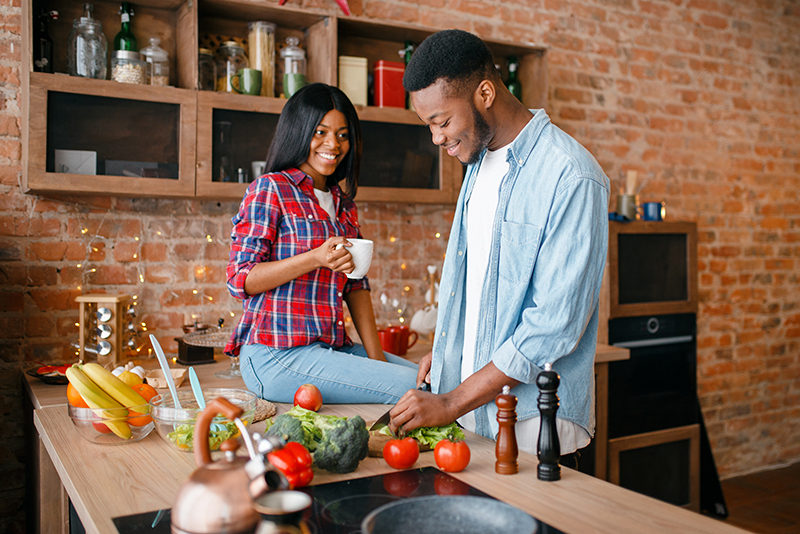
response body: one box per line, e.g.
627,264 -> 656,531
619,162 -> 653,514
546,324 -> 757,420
378,329 -> 400,355
388,325 -> 418,356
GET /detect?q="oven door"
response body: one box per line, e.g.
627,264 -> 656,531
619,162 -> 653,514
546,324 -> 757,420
608,313 -> 698,439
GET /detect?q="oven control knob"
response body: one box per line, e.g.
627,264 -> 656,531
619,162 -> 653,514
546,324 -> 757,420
646,317 -> 660,334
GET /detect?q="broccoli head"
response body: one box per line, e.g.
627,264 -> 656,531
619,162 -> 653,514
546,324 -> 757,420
312,415 -> 369,474
265,413 -> 305,446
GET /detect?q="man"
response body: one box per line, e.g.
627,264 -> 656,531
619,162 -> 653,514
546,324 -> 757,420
388,29 -> 609,464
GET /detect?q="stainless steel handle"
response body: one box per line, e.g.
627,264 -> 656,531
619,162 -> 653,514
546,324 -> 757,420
612,335 -> 694,349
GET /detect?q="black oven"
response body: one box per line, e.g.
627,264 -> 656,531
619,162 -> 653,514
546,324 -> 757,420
607,313 -> 699,438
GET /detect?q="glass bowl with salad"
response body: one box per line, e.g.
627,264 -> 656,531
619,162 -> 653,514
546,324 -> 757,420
149,388 -> 257,452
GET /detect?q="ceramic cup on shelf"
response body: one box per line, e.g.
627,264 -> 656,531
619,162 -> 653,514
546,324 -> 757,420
230,68 -> 262,96
251,161 -> 267,180
642,201 -> 665,221
335,238 -> 373,279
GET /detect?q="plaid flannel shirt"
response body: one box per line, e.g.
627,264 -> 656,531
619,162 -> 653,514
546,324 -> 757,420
224,169 -> 369,357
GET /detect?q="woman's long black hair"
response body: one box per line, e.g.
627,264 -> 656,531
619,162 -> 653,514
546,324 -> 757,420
264,83 -> 362,199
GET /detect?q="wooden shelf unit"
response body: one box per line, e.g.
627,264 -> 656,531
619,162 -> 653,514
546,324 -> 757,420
22,0 -> 548,202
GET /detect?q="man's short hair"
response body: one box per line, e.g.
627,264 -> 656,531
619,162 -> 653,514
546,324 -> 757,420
403,29 -> 499,96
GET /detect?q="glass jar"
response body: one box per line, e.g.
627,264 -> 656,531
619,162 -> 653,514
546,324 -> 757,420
247,21 -> 275,97
111,50 -> 146,84
140,36 -> 169,86
215,41 -> 248,93
280,36 -> 306,98
68,3 -> 107,79
198,48 -> 216,91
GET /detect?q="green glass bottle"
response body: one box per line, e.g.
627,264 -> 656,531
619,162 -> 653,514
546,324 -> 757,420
401,40 -> 414,110
505,55 -> 522,101
114,2 -> 137,51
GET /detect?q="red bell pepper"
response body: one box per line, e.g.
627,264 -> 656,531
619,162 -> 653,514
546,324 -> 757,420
267,441 -> 314,488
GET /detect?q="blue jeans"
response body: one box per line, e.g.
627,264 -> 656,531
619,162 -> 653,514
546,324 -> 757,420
239,342 -> 418,404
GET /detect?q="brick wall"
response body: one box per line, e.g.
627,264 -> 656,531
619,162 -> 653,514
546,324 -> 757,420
1,0 -> 799,529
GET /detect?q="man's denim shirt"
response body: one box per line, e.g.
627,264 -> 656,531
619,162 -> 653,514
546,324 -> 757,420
431,109 -> 610,440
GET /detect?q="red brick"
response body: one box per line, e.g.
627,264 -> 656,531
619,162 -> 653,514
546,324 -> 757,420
698,13 -> 728,29
27,242 -> 67,261
29,289 -> 80,312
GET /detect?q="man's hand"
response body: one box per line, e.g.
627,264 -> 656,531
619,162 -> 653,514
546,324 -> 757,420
416,351 -> 432,387
388,388 -> 457,435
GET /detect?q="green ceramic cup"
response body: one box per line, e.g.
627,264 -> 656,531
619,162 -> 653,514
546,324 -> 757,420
230,68 -> 262,96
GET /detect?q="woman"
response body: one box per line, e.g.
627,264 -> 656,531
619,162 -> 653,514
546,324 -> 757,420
224,83 -> 417,404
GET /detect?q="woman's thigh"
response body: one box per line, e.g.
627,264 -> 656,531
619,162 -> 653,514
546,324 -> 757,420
240,343 -> 418,404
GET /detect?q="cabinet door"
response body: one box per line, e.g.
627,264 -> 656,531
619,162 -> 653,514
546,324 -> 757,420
22,73 -> 197,197
195,91 -> 285,199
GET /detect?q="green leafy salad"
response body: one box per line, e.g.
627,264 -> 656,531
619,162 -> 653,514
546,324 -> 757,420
378,422 -> 465,448
167,420 -> 238,451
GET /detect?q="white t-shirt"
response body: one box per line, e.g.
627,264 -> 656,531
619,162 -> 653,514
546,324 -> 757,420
314,188 -> 335,219
458,144 -> 591,456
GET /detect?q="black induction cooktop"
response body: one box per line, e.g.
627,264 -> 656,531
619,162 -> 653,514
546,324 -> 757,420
112,466 -> 564,534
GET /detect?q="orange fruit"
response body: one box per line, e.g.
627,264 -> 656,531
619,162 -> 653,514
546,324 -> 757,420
128,383 -> 158,427
132,382 -> 158,402
127,411 -> 153,427
67,383 -> 89,408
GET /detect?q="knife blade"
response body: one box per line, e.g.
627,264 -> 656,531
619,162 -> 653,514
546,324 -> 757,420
369,382 -> 430,431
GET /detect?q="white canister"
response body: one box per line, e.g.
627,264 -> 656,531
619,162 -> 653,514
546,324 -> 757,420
338,56 -> 367,106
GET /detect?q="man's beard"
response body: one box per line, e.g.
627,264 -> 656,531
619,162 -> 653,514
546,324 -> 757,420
464,104 -> 493,165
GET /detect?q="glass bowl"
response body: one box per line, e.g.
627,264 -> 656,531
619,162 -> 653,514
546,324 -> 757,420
68,403 -> 154,445
149,388 -> 257,452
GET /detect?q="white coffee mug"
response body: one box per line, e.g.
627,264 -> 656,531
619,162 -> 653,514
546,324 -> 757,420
251,160 -> 267,180
335,238 -> 374,279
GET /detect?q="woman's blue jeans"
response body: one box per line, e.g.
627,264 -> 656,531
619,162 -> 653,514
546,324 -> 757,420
239,342 -> 418,404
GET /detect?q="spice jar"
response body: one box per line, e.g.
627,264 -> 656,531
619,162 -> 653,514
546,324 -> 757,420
280,36 -> 306,98
247,21 -> 275,97
140,36 -> 169,86
198,48 -> 216,91
111,50 -> 146,84
216,41 -> 248,93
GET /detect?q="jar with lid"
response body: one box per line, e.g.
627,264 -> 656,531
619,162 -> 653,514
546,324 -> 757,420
198,48 -> 216,91
216,41 -> 248,93
140,36 -> 169,86
280,36 -> 306,98
247,21 -> 275,97
111,50 -> 146,84
68,3 -> 107,79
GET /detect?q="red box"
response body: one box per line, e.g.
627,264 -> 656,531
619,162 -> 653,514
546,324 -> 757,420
374,60 -> 405,108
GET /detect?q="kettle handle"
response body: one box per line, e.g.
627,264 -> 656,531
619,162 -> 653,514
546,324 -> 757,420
194,397 -> 244,467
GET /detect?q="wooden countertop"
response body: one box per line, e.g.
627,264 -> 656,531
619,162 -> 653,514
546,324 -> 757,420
31,355 -> 747,534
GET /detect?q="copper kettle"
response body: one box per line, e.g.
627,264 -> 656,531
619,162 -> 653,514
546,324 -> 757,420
171,397 -> 286,534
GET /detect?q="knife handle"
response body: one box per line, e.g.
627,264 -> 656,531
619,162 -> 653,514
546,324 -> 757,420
417,382 -> 430,392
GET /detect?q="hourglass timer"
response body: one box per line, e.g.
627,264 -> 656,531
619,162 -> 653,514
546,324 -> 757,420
75,294 -> 132,367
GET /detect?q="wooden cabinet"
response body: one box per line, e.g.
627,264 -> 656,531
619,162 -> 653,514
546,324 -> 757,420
22,0 -> 547,202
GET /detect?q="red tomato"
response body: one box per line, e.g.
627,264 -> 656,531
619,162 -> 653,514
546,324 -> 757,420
383,437 -> 419,470
293,384 -> 323,411
383,470 -> 421,497
434,472 -> 470,496
434,438 -> 470,473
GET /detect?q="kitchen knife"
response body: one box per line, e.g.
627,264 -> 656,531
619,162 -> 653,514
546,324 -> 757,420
369,382 -> 430,431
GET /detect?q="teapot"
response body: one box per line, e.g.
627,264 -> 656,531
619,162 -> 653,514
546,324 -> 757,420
171,397 -> 288,534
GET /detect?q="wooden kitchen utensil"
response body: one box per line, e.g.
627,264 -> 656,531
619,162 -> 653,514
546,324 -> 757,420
537,363 -> 561,481
495,385 -> 519,474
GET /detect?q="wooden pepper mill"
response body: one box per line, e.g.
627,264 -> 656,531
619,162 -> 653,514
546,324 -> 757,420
537,362 -> 561,481
495,384 -> 519,474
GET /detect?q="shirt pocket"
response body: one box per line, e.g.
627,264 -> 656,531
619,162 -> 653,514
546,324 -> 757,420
498,221 -> 542,283
285,209 -> 331,252
343,217 -> 361,240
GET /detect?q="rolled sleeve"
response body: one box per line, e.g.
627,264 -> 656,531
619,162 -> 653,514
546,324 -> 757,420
491,174 -> 608,384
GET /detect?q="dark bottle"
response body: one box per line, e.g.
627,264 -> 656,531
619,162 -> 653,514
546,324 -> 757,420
34,9 -> 58,73
505,55 -> 522,101
114,2 -> 137,51
400,40 -> 414,110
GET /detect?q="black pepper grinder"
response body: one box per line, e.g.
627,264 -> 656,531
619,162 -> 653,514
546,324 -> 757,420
495,385 -> 519,474
537,362 -> 561,481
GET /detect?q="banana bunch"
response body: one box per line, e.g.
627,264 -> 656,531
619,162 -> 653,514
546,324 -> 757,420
66,363 -> 149,439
